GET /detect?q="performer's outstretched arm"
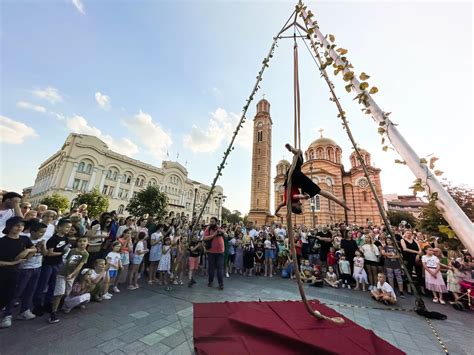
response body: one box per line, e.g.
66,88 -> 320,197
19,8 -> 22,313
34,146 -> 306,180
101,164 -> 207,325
319,190 -> 350,210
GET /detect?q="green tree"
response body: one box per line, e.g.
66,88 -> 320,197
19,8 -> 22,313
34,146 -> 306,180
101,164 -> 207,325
417,200 -> 447,235
40,193 -> 70,214
386,210 -> 417,228
221,207 -> 231,223
74,188 -> 109,218
227,210 -> 243,224
444,183 -> 474,222
126,186 -> 168,221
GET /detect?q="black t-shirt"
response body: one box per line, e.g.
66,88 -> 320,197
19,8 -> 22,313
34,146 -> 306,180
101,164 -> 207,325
0,235 -> 33,270
341,238 -> 358,260
188,240 -> 202,257
317,231 -> 333,261
43,234 -> 70,266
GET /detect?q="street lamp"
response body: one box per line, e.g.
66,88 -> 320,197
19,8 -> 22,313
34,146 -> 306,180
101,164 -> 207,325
192,183 -> 200,224
309,164 -> 316,228
213,194 -> 226,223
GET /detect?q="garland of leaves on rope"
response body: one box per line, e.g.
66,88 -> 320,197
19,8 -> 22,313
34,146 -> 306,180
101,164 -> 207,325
189,9 -> 297,235
295,2 -> 430,312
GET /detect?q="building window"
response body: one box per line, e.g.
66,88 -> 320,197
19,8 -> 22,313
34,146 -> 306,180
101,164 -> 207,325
257,199 -> 259,206
80,180 -> 88,191
78,162 -> 85,172
108,187 -> 114,196
118,204 -> 125,214
257,131 -> 263,142
257,165 -> 260,171
86,163 -> 92,174
314,195 -> 321,211
258,148 -> 261,155
257,181 -> 260,188
73,179 -> 80,190
363,191 -> 367,202
118,188 -> 124,198
133,191 -> 138,198
102,185 -> 108,195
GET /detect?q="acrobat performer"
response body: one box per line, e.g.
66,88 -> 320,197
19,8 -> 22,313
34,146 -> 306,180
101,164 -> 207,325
275,144 -> 349,217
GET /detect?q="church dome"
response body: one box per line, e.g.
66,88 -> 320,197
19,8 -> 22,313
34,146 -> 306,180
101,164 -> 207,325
276,159 -> 290,176
305,133 -> 342,164
277,159 -> 290,166
308,137 -> 339,149
350,148 -> 372,168
256,98 -> 270,114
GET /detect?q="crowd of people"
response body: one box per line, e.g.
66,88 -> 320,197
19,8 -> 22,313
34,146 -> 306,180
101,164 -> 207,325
1,191 -> 473,330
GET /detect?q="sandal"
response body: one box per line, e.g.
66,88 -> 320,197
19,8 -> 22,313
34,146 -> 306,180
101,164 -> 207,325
432,298 -> 438,303
439,300 -> 446,305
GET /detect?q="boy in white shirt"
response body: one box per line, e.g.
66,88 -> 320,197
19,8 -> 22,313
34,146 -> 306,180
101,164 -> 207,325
371,273 -> 397,305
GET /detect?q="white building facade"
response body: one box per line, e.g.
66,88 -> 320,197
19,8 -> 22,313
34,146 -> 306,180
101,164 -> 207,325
28,133 -> 223,221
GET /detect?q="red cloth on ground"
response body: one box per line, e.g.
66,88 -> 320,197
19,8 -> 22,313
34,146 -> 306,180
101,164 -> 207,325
194,300 -> 403,355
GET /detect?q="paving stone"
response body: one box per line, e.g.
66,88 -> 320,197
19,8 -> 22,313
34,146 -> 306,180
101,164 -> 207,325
97,339 -> 127,353
166,340 -> 193,355
117,322 -> 137,331
97,328 -> 124,341
156,325 -> 180,337
119,329 -> 148,343
160,331 -> 187,349
139,332 -> 166,346
130,311 -> 150,319
108,350 -> 126,355
138,318 -> 173,335
121,341 -> 149,354
176,307 -> 193,317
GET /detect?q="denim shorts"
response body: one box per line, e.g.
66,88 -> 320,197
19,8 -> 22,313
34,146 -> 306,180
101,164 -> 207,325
265,249 -> 273,259
109,270 -> 118,278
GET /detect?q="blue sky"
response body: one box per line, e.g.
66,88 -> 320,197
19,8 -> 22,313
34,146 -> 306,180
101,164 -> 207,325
1,0 -> 472,214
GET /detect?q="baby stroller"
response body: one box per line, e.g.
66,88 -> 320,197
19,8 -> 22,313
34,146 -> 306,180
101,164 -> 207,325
452,280 -> 473,311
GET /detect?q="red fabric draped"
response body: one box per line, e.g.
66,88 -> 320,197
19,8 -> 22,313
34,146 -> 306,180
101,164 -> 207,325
194,300 -> 403,355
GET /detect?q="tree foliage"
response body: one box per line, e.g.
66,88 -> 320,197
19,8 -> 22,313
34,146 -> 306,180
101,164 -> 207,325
221,207 -> 243,224
40,193 -> 70,214
386,210 -> 417,228
417,200 -> 447,236
126,186 -> 168,221
444,182 -> 474,222
75,188 -> 109,218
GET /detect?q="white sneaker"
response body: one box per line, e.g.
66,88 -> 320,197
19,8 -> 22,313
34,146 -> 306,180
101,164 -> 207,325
17,310 -> 36,320
226,272 -> 230,278
342,284 -> 346,288
104,292 -> 113,297
102,293 -> 112,300
113,286 -> 120,293
347,285 -> 351,290
0,316 -> 12,328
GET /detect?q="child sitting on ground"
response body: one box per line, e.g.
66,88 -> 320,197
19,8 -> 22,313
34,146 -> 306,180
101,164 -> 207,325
90,259 -> 109,302
324,266 -> 340,288
63,268 -> 94,313
300,260 -> 313,283
371,273 -> 397,305
309,264 -> 323,287
275,144 -> 349,216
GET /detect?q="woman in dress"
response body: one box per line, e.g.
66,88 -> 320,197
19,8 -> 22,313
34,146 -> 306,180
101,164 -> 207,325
400,230 -> 423,291
234,233 -> 244,275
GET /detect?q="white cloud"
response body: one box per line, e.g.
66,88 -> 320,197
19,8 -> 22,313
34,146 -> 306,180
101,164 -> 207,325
66,115 -> 139,156
0,115 -> 37,144
123,110 -> 172,160
16,101 -> 46,113
50,111 -> 65,121
72,0 -> 86,15
95,92 -> 111,110
183,108 -> 252,153
32,87 -> 63,104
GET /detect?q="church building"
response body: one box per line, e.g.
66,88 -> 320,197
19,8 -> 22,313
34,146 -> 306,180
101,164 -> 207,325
248,98 -> 384,227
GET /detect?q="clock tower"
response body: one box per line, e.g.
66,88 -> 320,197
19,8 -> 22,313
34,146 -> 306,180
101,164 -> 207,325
247,98 -> 273,226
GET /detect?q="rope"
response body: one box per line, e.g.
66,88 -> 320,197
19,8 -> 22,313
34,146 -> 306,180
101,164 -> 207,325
293,36 -> 301,150
286,153 -> 344,324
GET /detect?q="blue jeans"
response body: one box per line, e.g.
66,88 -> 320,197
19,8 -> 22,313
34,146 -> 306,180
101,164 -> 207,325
207,253 -> 224,286
33,264 -> 60,308
5,267 -> 42,316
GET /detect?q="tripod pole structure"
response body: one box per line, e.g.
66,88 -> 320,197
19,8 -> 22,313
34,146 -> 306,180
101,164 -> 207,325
298,2 -> 474,255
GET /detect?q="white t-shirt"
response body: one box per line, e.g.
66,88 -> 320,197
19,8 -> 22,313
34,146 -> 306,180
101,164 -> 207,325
361,243 -> 380,262
21,238 -> 44,269
264,240 -> 272,249
0,209 -> 14,237
44,223 -> 56,242
377,281 -> 396,300
300,232 -> 308,244
106,251 -> 122,270
422,255 -> 439,269
249,229 -> 258,239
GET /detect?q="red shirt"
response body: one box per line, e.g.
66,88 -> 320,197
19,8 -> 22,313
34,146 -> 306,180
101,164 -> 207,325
327,251 -> 337,266
204,226 -> 224,254
283,185 -> 300,204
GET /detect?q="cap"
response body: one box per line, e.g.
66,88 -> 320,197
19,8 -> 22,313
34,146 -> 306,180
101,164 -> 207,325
1,191 -> 22,203
2,216 -> 25,234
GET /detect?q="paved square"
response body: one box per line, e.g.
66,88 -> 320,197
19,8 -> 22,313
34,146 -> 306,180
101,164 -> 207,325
0,274 -> 472,354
